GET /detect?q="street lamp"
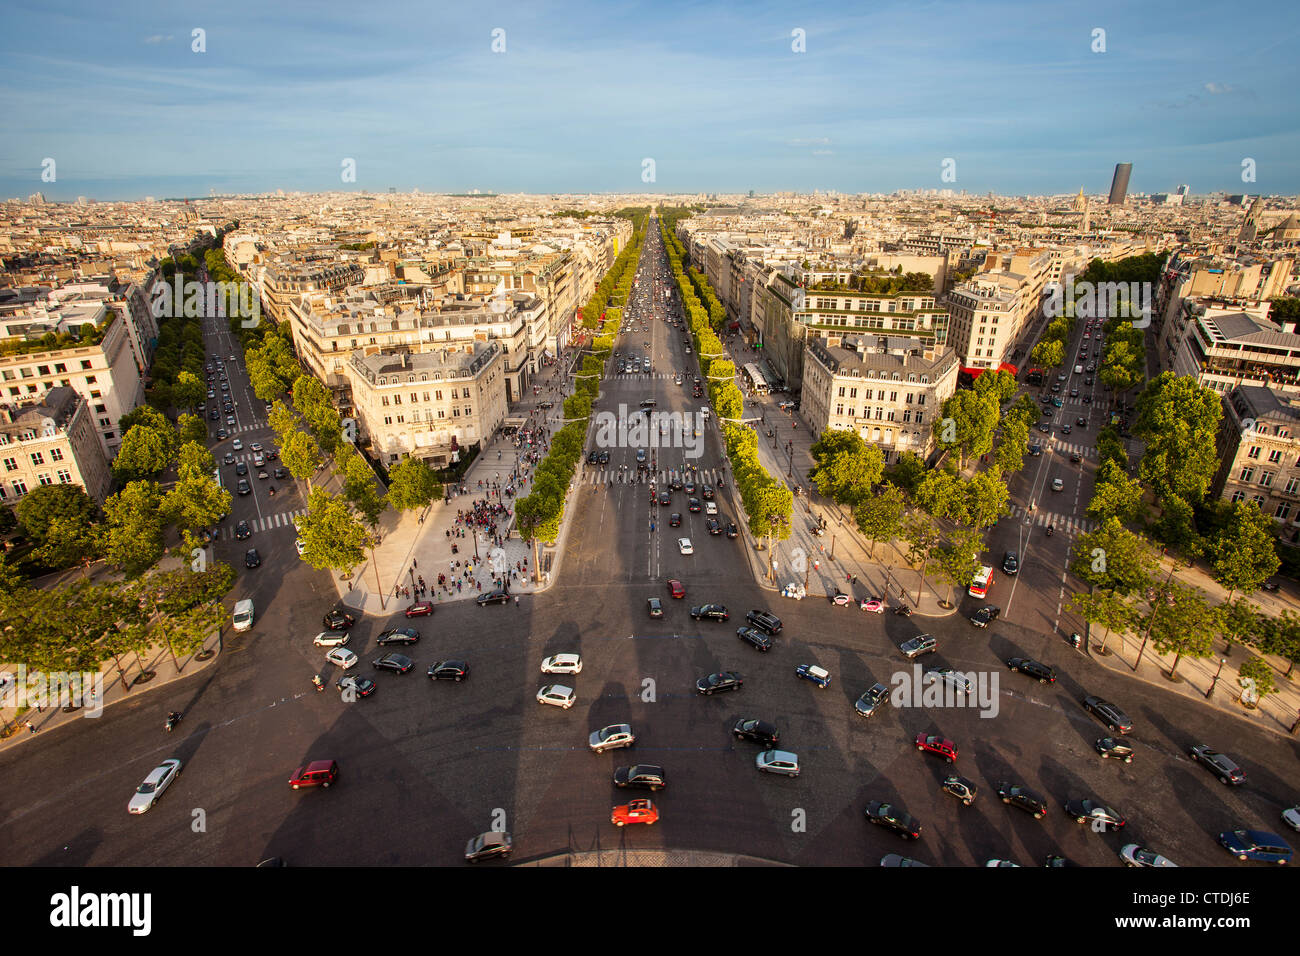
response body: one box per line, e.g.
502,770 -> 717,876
1206,657 -> 1227,700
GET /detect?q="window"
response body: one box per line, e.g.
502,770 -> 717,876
1276,502 -> 1292,520
382,396 -> 390,407
1248,446 -> 1261,459
57,469 -> 71,483
11,479 -> 26,496
1269,449 -> 1282,463
383,416 -> 393,425
916,413 -> 924,425
2,458 -> 15,472
29,452 -> 44,466
84,374 -> 96,383
50,448 -> 63,461
1231,491 -> 1246,504
1239,467 -> 1255,482
1261,472 -> 1275,487
411,393 -> 419,404
38,473 -> 53,486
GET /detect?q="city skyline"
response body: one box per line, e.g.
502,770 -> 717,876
2,0 -> 1299,201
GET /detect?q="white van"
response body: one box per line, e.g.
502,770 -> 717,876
1074,364 -> 1084,375
233,598 -> 255,632
700,406 -> 710,421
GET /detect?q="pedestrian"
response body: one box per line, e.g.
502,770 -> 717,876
413,559 -> 418,570
27,720 -> 36,734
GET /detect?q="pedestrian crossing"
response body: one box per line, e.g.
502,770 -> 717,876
1007,504 -> 1094,534
1045,440 -> 1095,459
220,508 -> 305,539
583,467 -> 727,486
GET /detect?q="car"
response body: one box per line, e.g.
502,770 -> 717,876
736,626 -> 774,651
924,667 -> 972,694
1001,551 -> 1019,575
372,652 -> 414,674
336,675 -> 377,698
915,734 -> 958,763
1052,398 -> 1063,407
1283,807 -> 1300,832
1070,452 -> 1082,463
684,481 -> 696,495
690,604 -> 729,621
207,389 -> 216,399
539,653 -> 582,675
667,578 -> 685,598
678,537 -> 693,555
647,597 -> 663,619
941,774 -> 978,806
325,647 -> 358,669
611,798 -> 659,826
312,631 -> 350,647
756,750 -> 800,777
744,609 -> 782,634
476,589 -> 510,606
216,429 -> 228,439
614,765 -> 667,791
404,601 -> 435,618
589,723 -> 636,753
669,513 -> 682,528
704,501 -> 718,516
465,831 -> 513,863
128,758 -> 182,814
1028,441 -> 1042,456
1217,830 -> 1293,864
986,859 -> 1021,867
1082,695 -> 1133,734
1051,477 -> 1064,492
265,403 -> 273,413
323,608 -> 355,630
225,416 -> 236,426
1120,844 -> 1178,868
725,521 -> 738,538
223,452 -> 235,465
997,782 -> 1048,818
658,491 -> 671,505
1189,745 -> 1246,785
864,801 -> 921,839
669,477 -> 683,490
733,718 -> 779,748
1005,657 -> 1056,683
636,449 -> 646,463
705,517 -> 721,534
1076,417 -> 1087,427
880,854 -> 930,867
1064,798 -> 1126,831
796,664 -> 831,688
237,479 -> 251,496
688,498 -> 701,513
900,634 -> 936,659
376,627 -> 419,646
970,605 -> 1000,628
587,450 -> 600,465
234,520 -> 251,540
855,682 -> 890,717
232,438 -> 243,450
831,590 -> 854,606
1041,406 -> 1053,416
250,442 -> 262,452
536,684 -> 576,709
701,484 -> 714,499
1037,423 -> 1051,433
244,548 -> 261,568
289,759 -> 338,790
1095,737 -> 1135,763
696,671 -> 743,695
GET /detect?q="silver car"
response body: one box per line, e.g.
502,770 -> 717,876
313,631 -> 350,647
756,750 -> 800,777
540,653 -> 582,674
924,668 -> 972,695
588,723 -> 636,753
128,758 -> 182,814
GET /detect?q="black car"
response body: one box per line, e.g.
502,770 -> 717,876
706,518 -> 722,535
997,782 -> 1048,818
235,462 -> 248,476
688,498 -> 701,513
745,610 -> 782,635
1001,551 -> 1018,575
234,520 -> 251,540
373,653 -> 415,674
1189,745 -> 1246,785
864,801 -> 921,839
598,450 -> 610,464
614,764 -> 667,791
690,604 -> 729,622
273,466 -> 288,480
732,718 -> 779,748
587,451 -> 600,465
696,671 -> 743,695
1095,737 -> 1135,763
427,660 -> 469,682
244,548 -> 261,568
209,409 -> 219,420
376,627 -> 419,646
684,482 -> 696,495
658,491 -> 671,506
323,608 -> 355,630
736,626 -> 774,651
970,605 -> 1000,628
1076,417 -> 1087,427
669,513 -> 682,528
476,589 -> 510,606
725,522 -> 738,539
1064,798 -> 1126,831
237,479 -> 251,496
1005,657 -> 1056,683
1082,695 -> 1133,734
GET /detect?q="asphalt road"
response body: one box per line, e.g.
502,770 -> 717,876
1,223 -> 1295,868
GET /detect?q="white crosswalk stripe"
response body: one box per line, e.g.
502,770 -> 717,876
221,508 -> 306,539
584,467 -> 725,486
1007,504 -> 1094,534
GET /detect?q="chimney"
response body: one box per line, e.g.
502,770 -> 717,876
1284,323 -> 1297,335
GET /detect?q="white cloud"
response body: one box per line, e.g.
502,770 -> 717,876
142,35 -> 174,45
812,149 -> 834,156
1203,82 -> 1234,94
787,137 -> 831,147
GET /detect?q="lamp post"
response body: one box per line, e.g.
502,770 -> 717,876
786,439 -> 794,478
1206,657 -> 1227,700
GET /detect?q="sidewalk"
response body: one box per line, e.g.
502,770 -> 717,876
333,350 -> 587,615
719,337 -> 954,618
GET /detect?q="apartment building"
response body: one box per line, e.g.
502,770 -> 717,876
259,258 -> 366,325
0,386 -> 112,505
946,249 -> 1052,373
344,342 -> 507,468
1168,303 -> 1300,396
1215,384 -> 1300,542
802,334 -> 959,463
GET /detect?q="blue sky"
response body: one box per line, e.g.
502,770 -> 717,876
2,0 -> 1298,200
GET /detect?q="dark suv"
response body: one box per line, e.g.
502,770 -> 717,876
613,765 -> 667,791
732,718 -> 779,748
745,610 -> 783,635
1082,695 -> 1133,734
997,782 -> 1048,818
323,608 -> 355,630
1189,745 -> 1246,785
864,801 -> 921,839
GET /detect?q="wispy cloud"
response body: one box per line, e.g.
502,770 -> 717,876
787,138 -> 832,147
141,35 -> 173,45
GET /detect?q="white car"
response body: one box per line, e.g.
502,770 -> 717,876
128,758 -> 182,814
985,859 -> 1021,867
1120,844 -> 1178,868
537,684 -> 576,709
756,750 -> 800,777
678,537 -> 694,555
296,538 -> 307,556
588,723 -> 636,753
705,501 -> 717,515
540,653 -> 583,675
313,631 -> 349,647
325,647 -> 358,669
232,438 -> 243,451
923,668 -> 972,695
250,442 -> 262,452
1051,478 -> 1064,492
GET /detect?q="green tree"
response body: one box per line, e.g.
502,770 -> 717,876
1236,655 -> 1276,704
1147,583 -> 1218,679
1209,501 -> 1280,600
886,451 -> 927,495
1087,460 -> 1146,526
175,441 -> 216,482
915,469 -> 970,524
387,456 -> 443,512
113,422 -> 179,483
934,389 -> 999,467
118,405 -> 171,436
1068,589 -> 1133,654
281,430 -> 323,487
1069,518 -> 1158,595
964,471 -> 1010,529
1134,372 -> 1223,505
902,512 -> 940,604
808,430 -> 884,509
177,412 -> 207,447
971,369 -> 1017,405
994,418 -> 1029,474
1219,597 -> 1263,655
854,482 -> 905,556
164,473 -> 232,537
102,481 -> 167,577
296,487 -> 369,572
932,530 -> 984,606
172,370 -> 206,412
1255,610 -> 1300,679
15,484 -> 97,546
1031,338 -> 1065,368
338,447 -> 385,528
1150,494 -> 1203,565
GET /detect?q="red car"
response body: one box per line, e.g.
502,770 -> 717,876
289,759 -> 338,790
915,733 -> 958,763
405,601 -> 435,618
667,579 -> 685,599
611,798 -> 659,827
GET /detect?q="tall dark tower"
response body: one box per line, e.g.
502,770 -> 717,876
1108,163 -> 1132,205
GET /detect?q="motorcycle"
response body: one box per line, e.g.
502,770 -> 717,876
268,486 -> 276,497
893,604 -> 912,617
312,675 -> 325,692
165,711 -> 183,732
1045,525 -> 1054,537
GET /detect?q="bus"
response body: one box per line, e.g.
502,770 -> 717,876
743,362 -> 770,395
213,467 -> 223,489
968,565 -> 993,599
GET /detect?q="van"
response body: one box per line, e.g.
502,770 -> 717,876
1074,365 -> 1084,375
700,406 -> 710,421
233,598 -> 255,631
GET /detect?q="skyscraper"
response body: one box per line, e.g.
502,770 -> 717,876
1108,163 -> 1132,205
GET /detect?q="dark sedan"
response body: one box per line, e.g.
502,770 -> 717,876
864,801 -> 921,839
234,520 -> 251,540
376,627 -> 419,646
1189,745 -> 1246,785
476,589 -> 510,606
669,513 -> 682,528
997,782 -> 1048,818
244,548 -> 261,569
688,498 -> 701,513
1082,695 -> 1133,734
1005,657 -> 1056,683
690,604 -> 729,622
373,653 -> 415,674
970,605 -> 1000,628
1064,798 -> 1126,831
427,660 -> 469,682
614,765 -> 667,791
732,718 -> 779,748
736,626 -> 774,652
696,672 -> 743,695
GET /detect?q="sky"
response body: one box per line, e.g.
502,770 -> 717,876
2,0 -> 1299,201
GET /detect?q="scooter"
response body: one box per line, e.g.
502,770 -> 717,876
165,711 -> 183,732
311,675 -> 325,692
1045,525 -> 1054,537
